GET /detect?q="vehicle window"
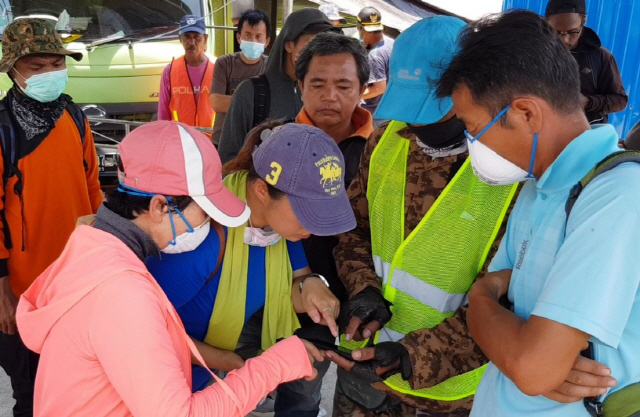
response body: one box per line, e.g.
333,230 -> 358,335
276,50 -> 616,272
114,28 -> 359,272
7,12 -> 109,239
0,0 -> 203,42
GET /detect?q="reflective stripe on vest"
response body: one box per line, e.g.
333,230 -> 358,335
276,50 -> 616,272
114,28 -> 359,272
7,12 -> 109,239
169,56 -> 215,131
374,254 -> 467,318
367,121 -> 517,400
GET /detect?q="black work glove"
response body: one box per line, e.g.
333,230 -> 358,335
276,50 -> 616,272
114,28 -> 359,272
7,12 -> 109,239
340,287 -> 392,339
348,342 -> 412,382
331,342 -> 411,412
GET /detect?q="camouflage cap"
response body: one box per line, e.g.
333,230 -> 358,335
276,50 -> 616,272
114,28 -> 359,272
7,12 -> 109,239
0,18 -> 83,73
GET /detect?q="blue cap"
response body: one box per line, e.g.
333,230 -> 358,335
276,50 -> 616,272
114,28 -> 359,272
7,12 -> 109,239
179,15 -> 206,35
374,16 -> 467,125
252,124 -> 356,236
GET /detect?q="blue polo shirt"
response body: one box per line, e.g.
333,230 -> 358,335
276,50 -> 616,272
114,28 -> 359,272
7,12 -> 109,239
471,125 -> 640,416
146,226 -> 308,391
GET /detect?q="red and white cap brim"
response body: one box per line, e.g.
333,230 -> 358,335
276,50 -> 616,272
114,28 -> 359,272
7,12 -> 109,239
176,124 -> 250,227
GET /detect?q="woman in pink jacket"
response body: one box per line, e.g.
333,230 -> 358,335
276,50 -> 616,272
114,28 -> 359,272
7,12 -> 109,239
16,121 -> 322,417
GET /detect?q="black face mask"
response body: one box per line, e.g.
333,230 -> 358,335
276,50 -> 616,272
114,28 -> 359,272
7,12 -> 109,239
408,116 -> 466,149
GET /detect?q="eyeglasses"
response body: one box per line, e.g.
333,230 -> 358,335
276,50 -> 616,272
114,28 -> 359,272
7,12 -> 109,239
555,26 -> 583,39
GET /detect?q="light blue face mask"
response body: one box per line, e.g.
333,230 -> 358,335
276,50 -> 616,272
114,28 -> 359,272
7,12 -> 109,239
14,68 -> 68,103
239,40 -> 265,60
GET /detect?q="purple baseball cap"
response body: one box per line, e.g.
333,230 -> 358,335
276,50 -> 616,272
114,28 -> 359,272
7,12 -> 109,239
252,123 -> 356,236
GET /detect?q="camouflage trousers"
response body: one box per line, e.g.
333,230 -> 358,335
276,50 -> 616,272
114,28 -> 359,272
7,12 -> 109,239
332,376 -> 470,417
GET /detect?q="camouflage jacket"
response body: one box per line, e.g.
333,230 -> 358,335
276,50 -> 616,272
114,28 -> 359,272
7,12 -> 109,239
334,123 -> 501,413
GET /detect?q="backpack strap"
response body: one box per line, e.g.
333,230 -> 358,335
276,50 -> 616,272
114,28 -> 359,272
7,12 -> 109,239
65,102 -> 86,144
565,151 -> 640,219
0,102 -> 15,250
251,74 -> 270,128
565,150 -> 640,417
577,342 -> 604,417
0,128 -> 12,250
64,101 -> 89,171
205,222 -> 226,284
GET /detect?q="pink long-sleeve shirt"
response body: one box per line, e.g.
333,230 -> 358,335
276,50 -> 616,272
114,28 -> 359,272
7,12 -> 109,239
17,226 -> 313,416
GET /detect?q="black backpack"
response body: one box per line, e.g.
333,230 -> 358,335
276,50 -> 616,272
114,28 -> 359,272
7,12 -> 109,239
0,100 -> 87,251
565,150 -> 640,417
250,74 -> 270,128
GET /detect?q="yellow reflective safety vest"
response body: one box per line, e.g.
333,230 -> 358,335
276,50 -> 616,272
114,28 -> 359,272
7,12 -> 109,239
364,121 -> 516,401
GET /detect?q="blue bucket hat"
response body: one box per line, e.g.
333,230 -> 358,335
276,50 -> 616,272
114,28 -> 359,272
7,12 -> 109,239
179,15 -> 206,35
374,16 -> 467,125
252,123 -> 356,236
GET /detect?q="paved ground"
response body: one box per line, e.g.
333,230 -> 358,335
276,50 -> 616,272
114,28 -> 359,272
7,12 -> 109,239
0,363 -> 336,417
0,368 -> 13,417
321,364 -> 337,415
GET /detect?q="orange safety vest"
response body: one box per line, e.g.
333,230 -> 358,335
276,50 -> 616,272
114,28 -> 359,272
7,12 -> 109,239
169,56 -> 215,132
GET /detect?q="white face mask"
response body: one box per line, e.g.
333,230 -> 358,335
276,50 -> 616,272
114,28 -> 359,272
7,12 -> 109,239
162,218 -> 211,254
243,221 -> 282,247
464,105 -> 537,185
467,137 -> 531,185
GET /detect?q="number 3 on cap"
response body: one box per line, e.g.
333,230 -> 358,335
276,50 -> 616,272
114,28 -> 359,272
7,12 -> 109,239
265,162 -> 282,185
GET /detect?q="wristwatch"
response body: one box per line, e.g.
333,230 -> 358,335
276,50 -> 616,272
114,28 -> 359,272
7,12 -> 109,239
299,273 -> 330,293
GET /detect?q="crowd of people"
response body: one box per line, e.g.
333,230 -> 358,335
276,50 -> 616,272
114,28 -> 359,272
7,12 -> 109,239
0,0 -> 638,416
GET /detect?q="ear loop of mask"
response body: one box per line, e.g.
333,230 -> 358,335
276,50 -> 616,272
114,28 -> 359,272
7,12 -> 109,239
12,67 -> 26,82
11,68 -> 31,95
526,133 -> 539,179
165,196 -> 195,246
117,183 -> 195,246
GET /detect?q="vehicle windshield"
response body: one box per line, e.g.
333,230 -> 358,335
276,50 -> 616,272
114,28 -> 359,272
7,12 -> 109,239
0,0 -> 203,42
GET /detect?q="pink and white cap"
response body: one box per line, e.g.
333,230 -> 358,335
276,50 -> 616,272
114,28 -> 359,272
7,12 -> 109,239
118,120 -> 250,227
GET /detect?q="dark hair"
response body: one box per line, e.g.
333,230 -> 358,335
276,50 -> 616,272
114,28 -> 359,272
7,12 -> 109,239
104,190 -> 193,220
295,32 -> 370,87
222,119 -> 287,200
544,0 -> 586,17
437,10 -> 582,119
237,9 -> 271,36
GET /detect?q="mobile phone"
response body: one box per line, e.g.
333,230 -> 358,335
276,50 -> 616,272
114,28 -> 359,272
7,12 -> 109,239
300,337 -> 354,361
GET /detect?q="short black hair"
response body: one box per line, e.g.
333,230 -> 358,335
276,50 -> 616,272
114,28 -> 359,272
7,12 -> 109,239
545,0 -> 586,17
237,9 -> 270,36
437,10 -> 581,118
295,32 -> 370,87
104,190 -> 193,220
